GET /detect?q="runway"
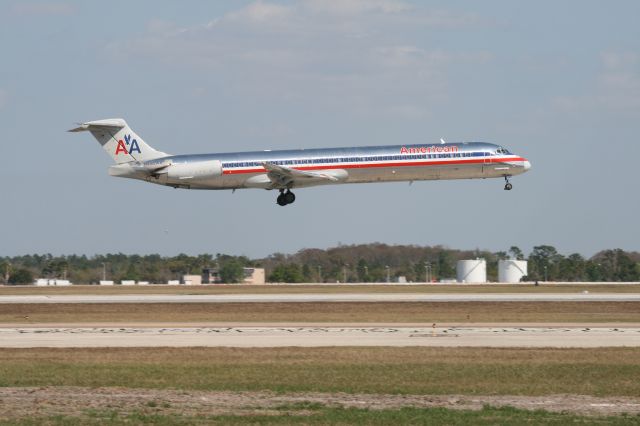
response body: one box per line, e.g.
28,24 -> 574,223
2,293 -> 640,304
2,325 -> 639,348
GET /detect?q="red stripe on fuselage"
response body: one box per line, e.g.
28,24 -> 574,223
222,157 -> 526,175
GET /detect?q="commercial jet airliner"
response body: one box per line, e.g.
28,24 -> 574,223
71,118 -> 531,206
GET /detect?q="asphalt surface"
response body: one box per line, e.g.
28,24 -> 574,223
2,293 -> 640,303
3,292 -> 638,348
2,325 -> 639,348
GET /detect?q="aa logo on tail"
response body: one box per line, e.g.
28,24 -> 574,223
115,134 -> 141,155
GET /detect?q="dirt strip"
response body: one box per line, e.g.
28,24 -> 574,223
1,387 -> 639,418
5,322 -> 640,328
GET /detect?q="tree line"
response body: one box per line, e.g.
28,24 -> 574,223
1,244 -> 638,284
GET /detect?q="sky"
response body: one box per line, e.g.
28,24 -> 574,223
1,1 -> 639,259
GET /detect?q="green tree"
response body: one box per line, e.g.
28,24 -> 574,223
8,268 -> 33,285
594,249 -> 640,281
122,263 -> 140,281
356,259 -> 369,282
508,246 -> 525,260
413,261 -> 426,283
269,265 -> 285,283
302,264 -> 313,282
528,245 -> 563,281
437,251 -> 455,279
558,253 -> 586,281
269,264 -> 304,283
42,259 -> 69,278
284,264 -> 304,283
585,261 -> 603,281
219,259 -> 244,283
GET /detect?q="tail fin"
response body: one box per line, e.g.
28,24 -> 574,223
69,118 -> 169,163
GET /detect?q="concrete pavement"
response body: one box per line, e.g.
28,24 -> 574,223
2,293 -> 640,303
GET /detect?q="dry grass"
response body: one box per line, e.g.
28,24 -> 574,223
2,301 -> 640,323
2,346 -> 638,365
1,347 -> 639,396
1,283 -> 640,295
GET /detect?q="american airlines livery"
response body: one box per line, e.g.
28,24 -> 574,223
71,118 -> 531,206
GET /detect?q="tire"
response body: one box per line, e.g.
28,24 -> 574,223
284,191 -> 296,204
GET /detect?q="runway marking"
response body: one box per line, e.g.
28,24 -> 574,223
4,326 -> 640,335
2,326 -> 640,348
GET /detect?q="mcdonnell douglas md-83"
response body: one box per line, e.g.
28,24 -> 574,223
71,118 -> 531,206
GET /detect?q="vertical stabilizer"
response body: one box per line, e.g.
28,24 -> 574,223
69,118 -> 169,163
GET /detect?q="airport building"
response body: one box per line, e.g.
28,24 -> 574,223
201,267 -> 265,285
34,279 -> 72,286
182,275 -> 202,285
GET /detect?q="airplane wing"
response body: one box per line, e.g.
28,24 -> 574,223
262,162 -> 343,188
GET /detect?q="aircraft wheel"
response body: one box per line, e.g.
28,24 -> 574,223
277,193 -> 287,206
284,191 -> 296,204
504,183 -> 513,191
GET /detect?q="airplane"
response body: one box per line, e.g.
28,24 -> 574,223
70,118 -> 531,206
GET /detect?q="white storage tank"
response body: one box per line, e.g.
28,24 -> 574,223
498,260 -> 528,283
456,259 -> 487,283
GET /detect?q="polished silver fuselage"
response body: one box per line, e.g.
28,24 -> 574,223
128,142 -> 530,190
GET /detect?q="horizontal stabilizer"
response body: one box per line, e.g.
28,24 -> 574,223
68,118 -> 127,132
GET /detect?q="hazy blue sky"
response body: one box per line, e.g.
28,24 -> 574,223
1,1 -> 639,258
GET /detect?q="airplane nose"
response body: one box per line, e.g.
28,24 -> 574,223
523,160 -> 531,171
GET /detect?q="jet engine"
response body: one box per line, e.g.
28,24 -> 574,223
166,160 -> 223,181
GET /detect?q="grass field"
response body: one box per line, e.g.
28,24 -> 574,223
3,405 -> 639,425
1,347 -> 639,396
2,301 -> 640,323
1,283 -> 639,295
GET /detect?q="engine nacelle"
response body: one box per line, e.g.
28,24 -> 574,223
166,160 -> 223,182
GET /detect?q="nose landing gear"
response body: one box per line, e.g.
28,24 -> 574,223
276,189 -> 296,206
504,176 -> 513,191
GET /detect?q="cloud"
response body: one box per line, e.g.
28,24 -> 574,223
553,51 -> 640,115
224,1 -> 292,24
105,1 -> 492,119
12,2 -> 74,16
303,0 -> 412,16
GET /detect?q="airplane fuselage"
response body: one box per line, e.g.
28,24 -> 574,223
114,142 -> 531,191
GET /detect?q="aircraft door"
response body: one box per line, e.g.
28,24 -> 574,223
482,151 -> 491,174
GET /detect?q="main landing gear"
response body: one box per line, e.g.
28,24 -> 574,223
276,189 -> 296,206
504,176 -> 513,191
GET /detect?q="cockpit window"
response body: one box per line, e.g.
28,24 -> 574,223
496,146 -> 511,155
